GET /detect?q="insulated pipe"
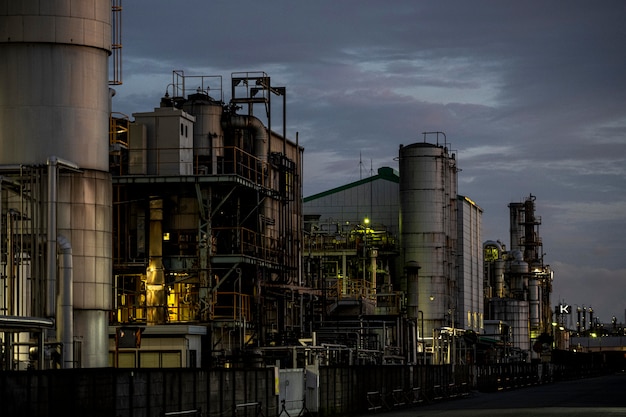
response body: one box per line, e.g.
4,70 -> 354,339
57,234 -> 73,368
0,315 -> 54,328
222,114 -> 272,253
222,115 -> 268,163
46,156 -> 79,318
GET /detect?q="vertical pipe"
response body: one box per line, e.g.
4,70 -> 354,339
57,235 -> 73,368
7,211 -> 14,315
46,156 -> 80,318
342,253 -> 347,295
370,249 -> 377,293
46,158 -> 58,317
0,178 -> 3,316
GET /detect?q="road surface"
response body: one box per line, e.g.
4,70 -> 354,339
365,373 -> 626,417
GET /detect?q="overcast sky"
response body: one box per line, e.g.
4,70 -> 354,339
112,0 -> 626,326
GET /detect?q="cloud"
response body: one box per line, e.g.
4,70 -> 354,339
113,0 -> 626,325
551,261 -> 626,323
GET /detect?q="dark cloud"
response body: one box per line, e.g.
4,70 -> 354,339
113,0 -> 626,323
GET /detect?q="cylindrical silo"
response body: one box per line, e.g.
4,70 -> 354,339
183,92 -> 225,162
489,298 -> 530,360
0,1 -> 112,171
399,142 -> 458,344
0,1 -> 112,368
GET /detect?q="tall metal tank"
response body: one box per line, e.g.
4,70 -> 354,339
0,1 -> 112,171
399,142 -> 458,344
183,92 -> 225,175
489,298 -> 530,360
0,0 -> 112,368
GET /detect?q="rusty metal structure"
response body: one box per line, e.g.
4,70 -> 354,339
109,70 -> 305,367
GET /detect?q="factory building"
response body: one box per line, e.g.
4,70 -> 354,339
0,1 -> 557,371
303,138 -> 484,364
483,194 -> 554,363
108,71 -> 304,368
0,0 -> 309,369
302,167 -> 406,363
457,196 -> 484,334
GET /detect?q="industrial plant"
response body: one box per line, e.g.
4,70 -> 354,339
1,0 -> 621,380
5,3 -> 626,417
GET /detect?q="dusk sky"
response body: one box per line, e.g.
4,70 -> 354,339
112,1 -> 626,325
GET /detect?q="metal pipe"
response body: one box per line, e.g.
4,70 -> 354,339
222,115 -> 268,162
57,234 -> 73,368
0,178 -> 3,315
418,310 -> 425,364
46,156 -> 80,318
0,315 -> 54,328
46,156 -> 58,317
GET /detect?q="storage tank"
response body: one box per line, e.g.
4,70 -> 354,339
489,298 -> 531,360
183,92 -> 225,174
399,142 -> 458,343
0,0 -> 112,368
0,1 -> 111,171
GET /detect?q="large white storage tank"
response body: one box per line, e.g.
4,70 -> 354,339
399,142 -> 458,347
0,0 -> 112,368
0,1 -> 112,170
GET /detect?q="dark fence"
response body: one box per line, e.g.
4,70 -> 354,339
0,360 -> 612,417
318,364 -> 472,415
0,367 -> 276,417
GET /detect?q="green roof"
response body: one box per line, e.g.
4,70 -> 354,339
303,167 -> 399,202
